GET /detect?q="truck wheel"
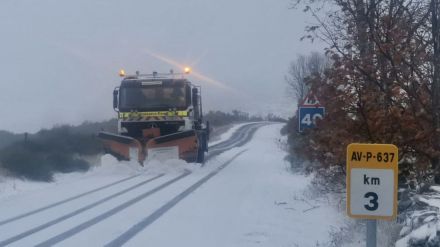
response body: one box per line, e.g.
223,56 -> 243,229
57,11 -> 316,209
203,133 -> 208,152
196,146 -> 205,163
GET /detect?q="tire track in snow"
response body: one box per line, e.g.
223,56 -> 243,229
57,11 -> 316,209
208,122 -> 263,150
0,173 -> 142,227
210,123 -> 268,150
0,173 -> 164,247
34,171 -> 191,247
105,149 -> 248,247
206,122 -> 267,160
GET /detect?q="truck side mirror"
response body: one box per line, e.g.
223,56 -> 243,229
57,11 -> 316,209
113,89 -> 119,110
192,88 -> 198,104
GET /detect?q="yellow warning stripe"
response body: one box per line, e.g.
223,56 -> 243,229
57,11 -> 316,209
122,116 -> 185,121
119,111 -> 188,119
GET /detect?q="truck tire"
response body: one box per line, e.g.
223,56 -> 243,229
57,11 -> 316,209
196,147 -> 205,163
196,132 -> 207,163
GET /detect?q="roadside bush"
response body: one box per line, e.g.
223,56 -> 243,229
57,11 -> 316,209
0,143 -> 55,181
46,153 -> 89,173
0,124 -> 105,182
35,125 -> 102,155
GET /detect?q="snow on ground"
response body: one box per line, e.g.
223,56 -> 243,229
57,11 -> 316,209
125,124 -> 345,247
0,119 -> 241,202
0,123 -> 349,247
0,121 -> 247,200
0,155 -> 140,202
396,188 -> 440,246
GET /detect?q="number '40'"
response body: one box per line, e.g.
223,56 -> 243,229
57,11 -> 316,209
301,113 -> 323,126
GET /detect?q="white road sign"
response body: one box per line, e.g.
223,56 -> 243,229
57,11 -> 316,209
346,144 -> 398,220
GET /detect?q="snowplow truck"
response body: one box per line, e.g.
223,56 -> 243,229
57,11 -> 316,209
98,71 -> 209,165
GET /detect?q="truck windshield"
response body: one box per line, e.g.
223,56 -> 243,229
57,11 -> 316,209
119,85 -> 188,111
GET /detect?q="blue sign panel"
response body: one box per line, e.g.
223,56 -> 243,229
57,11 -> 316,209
298,107 -> 325,132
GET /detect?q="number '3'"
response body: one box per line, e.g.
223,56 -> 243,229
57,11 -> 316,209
364,192 -> 378,211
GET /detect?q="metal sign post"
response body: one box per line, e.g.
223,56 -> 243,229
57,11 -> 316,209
346,143 -> 398,247
366,219 -> 377,247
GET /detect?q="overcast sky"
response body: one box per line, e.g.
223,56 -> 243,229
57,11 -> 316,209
0,0 -> 324,133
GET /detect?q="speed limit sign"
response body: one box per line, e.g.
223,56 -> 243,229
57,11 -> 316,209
298,107 -> 325,132
346,144 -> 398,220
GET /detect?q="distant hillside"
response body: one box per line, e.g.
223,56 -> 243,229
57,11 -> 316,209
0,130 -> 23,149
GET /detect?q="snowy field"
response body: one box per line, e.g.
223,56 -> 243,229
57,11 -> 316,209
0,123 -> 350,246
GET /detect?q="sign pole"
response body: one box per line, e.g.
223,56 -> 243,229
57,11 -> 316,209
366,219 -> 376,247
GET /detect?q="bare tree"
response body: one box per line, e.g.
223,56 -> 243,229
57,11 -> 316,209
285,52 -> 330,103
432,0 -> 440,177
289,0 -> 440,181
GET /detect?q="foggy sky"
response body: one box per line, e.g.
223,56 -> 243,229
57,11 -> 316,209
0,0 -> 324,133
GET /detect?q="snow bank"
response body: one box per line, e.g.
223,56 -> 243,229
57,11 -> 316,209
396,189 -> 440,246
0,176 -> 53,201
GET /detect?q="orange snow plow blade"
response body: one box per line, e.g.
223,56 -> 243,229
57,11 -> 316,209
98,130 -> 199,164
98,132 -> 145,164
146,130 -> 199,162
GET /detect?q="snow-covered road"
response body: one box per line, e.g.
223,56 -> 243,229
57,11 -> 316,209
0,123 -> 344,246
